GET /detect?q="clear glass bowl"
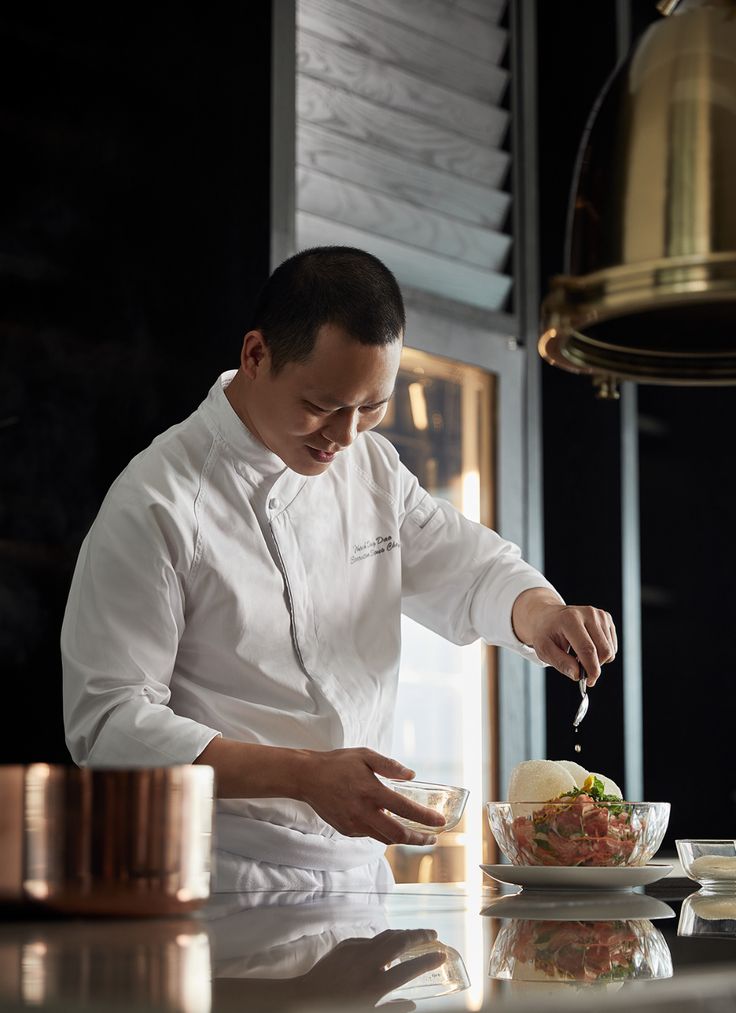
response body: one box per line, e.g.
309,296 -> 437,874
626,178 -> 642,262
678,892 -> 736,937
382,779 -> 469,833
676,840 -> 736,893
384,939 -> 470,1001
486,800 -> 670,867
489,917 -> 672,985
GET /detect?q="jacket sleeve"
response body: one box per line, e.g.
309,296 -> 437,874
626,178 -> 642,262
398,465 -> 560,662
61,475 -> 221,767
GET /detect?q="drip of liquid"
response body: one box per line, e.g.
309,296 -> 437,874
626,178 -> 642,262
574,726 -> 582,753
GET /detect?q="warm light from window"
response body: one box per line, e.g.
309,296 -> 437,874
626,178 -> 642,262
408,382 -> 429,431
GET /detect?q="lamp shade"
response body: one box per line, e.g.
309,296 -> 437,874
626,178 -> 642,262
539,0 -> 736,393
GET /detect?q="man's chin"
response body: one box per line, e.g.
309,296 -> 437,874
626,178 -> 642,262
287,454 -> 333,476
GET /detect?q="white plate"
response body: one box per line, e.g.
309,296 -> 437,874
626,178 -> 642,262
480,863 -> 672,891
481,890 -> 675,920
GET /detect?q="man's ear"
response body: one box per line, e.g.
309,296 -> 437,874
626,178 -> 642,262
240,330 -> 270,380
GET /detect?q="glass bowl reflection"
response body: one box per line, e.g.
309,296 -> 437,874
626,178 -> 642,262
489,918 -> 672,988
384,939 -> 470,1001
678,892 -> 736,938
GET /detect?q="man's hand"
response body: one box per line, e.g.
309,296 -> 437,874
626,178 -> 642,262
213,928 -> 445,1013
512,588 -> 617,685
196,739 -> 444,845
295,747 -> 446,846
300,928 -> 445,1010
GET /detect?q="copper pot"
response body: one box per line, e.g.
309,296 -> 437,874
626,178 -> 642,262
0,918 -> 211,1011
0,765 -> 214,916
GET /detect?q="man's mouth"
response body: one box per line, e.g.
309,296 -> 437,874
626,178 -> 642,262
306,446 -> 336,463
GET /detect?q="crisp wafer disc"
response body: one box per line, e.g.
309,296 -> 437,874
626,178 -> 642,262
554,759 -> 589,787
507,760 -> 576,803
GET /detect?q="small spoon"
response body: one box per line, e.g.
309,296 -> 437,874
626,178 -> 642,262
573,667 -> 589,728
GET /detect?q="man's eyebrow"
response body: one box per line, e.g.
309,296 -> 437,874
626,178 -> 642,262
305,391 -> 394,408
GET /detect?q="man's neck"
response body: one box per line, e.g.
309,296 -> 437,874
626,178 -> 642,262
224,371 -> 264,446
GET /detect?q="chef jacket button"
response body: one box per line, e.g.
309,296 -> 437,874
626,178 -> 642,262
268,497 -> 281,511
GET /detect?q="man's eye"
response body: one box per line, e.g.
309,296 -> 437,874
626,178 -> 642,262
305,402 -> 329,414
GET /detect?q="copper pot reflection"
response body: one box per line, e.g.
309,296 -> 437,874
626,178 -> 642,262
0,919 -> 211,1013
0,765 -> 214,916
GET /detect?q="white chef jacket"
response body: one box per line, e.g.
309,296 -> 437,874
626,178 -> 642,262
61,370 -> 556,872
207,890 -> 390,980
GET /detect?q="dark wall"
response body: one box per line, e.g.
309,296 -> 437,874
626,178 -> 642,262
538,0 -> 625,786
0,7 -> 272,763
639,387 -> 736,838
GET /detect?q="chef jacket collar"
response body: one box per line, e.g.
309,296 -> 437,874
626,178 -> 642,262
202,370 -> 286,476
202,371 -> 311,510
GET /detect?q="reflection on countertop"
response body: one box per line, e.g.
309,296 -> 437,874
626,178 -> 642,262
2,879 -> 736,1012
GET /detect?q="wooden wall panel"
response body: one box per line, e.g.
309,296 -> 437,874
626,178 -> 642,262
295,0 -> 512,313
298,76 -> 508,186
345,0 -> 507,60
450,0 -> 506,24
298,29 -> 509,141
297,0 -> 500,103
298,124 -> 511,231
298,168 -> 511,269
297,211 -> 512,310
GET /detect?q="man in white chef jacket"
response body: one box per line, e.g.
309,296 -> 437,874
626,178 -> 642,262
61,246 -> 617,892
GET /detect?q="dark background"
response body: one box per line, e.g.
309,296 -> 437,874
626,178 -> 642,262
539,2 -> 736,844
0,6 -> 272,762
2,3 -> 734,847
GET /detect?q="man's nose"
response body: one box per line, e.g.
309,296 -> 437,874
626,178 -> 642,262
322,408 -> 359,448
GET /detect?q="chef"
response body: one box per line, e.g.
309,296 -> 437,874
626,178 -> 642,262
61,246 -> 617,892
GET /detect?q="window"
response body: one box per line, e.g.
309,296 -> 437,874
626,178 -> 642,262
378,346 -> 496,885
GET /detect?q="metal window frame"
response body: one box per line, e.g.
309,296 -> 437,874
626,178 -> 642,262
616,0 -> 644,802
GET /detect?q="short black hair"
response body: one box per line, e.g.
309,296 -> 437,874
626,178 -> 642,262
249,246 -> 405,373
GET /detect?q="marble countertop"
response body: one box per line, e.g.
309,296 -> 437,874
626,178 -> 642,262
2,875 -> 736,1012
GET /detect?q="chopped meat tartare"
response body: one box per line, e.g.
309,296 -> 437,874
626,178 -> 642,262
511,919 -> 641,981
510,777 -> 637,867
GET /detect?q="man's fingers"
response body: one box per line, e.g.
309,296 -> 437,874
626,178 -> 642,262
604,611 -> 618,655
381,951 -> 447,992
369,810 -> 438,847
366,928 -> 437,967
564,625 -> 600,682
363,749 -> 415,781
609,616 -> 619,655
583,610 -> 617,671
380,787 -> 446,828
545,641 -> 581,680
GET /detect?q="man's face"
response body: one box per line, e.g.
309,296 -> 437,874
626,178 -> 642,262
241,322 -> 402,475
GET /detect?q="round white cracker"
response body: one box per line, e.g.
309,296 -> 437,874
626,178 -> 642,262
589,772 -> 623,798
507,760 -> 576,803
554,759 -> 589,787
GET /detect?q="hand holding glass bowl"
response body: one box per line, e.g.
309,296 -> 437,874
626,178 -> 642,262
380,779 -> 469,834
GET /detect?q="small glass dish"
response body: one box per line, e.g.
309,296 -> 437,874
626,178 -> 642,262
487,800 -> 670,867
381,779 -> 469,833
675,840 -> 736,893
678,892 -> 736,938
384,939 -> 470,1001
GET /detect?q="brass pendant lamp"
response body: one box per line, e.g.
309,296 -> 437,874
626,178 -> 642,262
539,0 -> 736,396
